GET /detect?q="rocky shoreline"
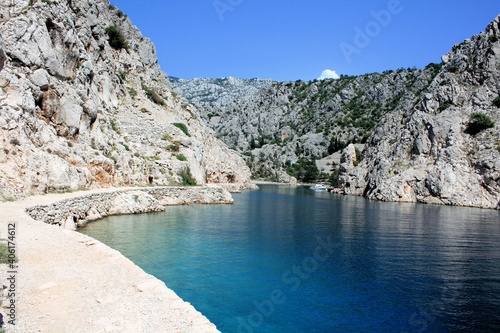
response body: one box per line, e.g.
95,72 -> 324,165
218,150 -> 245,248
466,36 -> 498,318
0,186 -> 233,333
25,186 -> 234,229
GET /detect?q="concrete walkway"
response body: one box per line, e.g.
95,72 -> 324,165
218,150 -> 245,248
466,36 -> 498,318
0,187 -> 220,333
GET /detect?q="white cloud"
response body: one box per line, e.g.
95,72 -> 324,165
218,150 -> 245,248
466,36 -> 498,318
318,69 -> 340,80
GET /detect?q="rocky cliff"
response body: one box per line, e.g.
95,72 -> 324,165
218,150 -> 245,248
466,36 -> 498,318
336,15 -> 500,209
172,15 -> 500,209
174,63 -> 442,183
170,76 -> 275,123
0,0 -> 254,199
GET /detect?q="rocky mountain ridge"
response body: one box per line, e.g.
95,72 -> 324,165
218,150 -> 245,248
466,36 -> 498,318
174,65 -> 443,182
0,0 -> 254,200
170,76 -> 275,124
172,15 -> 500,209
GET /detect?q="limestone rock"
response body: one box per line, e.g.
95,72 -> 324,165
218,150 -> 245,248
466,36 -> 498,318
108,191 -> 165,215
31,69 -> 50,90
336,15 -> 500,209
0,0 -> 253,199
172,61 -> 442,184
334,144 -> 367,196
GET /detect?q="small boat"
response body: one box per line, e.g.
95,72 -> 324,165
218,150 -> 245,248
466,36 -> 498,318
310,184 -> 327,191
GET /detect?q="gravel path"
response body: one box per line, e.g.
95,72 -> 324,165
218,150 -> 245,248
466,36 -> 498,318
0,187 -> 220,333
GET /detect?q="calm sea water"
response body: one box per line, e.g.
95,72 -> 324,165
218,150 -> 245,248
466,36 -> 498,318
80,185 -> 500,332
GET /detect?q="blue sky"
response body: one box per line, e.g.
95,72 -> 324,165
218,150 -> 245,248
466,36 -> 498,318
109,0 -> 500,81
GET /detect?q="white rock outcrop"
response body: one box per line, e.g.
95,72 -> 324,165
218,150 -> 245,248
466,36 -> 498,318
336,15 -> 500,209
0,0 -> 254,199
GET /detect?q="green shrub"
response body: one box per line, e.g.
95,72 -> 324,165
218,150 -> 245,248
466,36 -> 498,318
118,71 -> 126,83
489,35 -> 499,43
328,168 -> 339,186
493,95 -> 500,108
178,167 -> 197,186
176,154 -> 187,161
438,101 -> 453,112
110,119 -> 121,134
465,112 -> 495,135
354,147 -> 362,167
128,87 -> 137,98
447,64 -> 459,73
327,136 -> 347,154
161,134 -> 172,141
166,141 -> 180,152
116,9 -> 127,19
142,85 -> 165,105
425,62 -> 443,72
285,158 -> 319,183
0,195 -> 16,202
172,123 -> 191,137
29,0 -> 53,5
105,26 -> 128,50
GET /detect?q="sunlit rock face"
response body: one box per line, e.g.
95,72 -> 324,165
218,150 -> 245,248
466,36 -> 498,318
0,0 -> 254,199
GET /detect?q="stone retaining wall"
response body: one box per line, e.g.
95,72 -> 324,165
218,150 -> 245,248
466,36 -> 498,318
25,186 -> 233,229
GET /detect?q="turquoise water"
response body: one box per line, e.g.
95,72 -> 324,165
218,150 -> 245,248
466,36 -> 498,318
80,185 -> 500,332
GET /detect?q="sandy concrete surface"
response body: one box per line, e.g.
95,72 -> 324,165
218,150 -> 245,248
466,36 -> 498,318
0,187 -> 220,333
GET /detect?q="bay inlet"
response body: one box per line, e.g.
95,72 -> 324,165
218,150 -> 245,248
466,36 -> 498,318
80,185 -> 500,332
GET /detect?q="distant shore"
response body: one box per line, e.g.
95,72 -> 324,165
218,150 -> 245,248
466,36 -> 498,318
0,186 -> 229,333
252,179 -> 315,186
252,180 -> 331,187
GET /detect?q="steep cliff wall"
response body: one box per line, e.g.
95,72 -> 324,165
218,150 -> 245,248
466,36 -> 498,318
336,15 -> 500,209
0,0 -> 254,199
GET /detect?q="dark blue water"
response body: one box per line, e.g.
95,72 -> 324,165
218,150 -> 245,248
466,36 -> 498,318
80,185 -> 500,332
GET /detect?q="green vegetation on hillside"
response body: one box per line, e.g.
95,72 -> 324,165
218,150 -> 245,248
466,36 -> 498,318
354,147 -> 362,167
105,26 -> 128,50
172,123 -> 191,137
234,67 -> 441,182
466,113 -> 495,135
162,133 -> 173,141
177,66 -> 447,183
29,0 -> 53,5
142,85 -> 165,106
176,154 -> 187,161
493,95 -> 500,108
178,167 -> 197,186
285,158 -> 319,183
